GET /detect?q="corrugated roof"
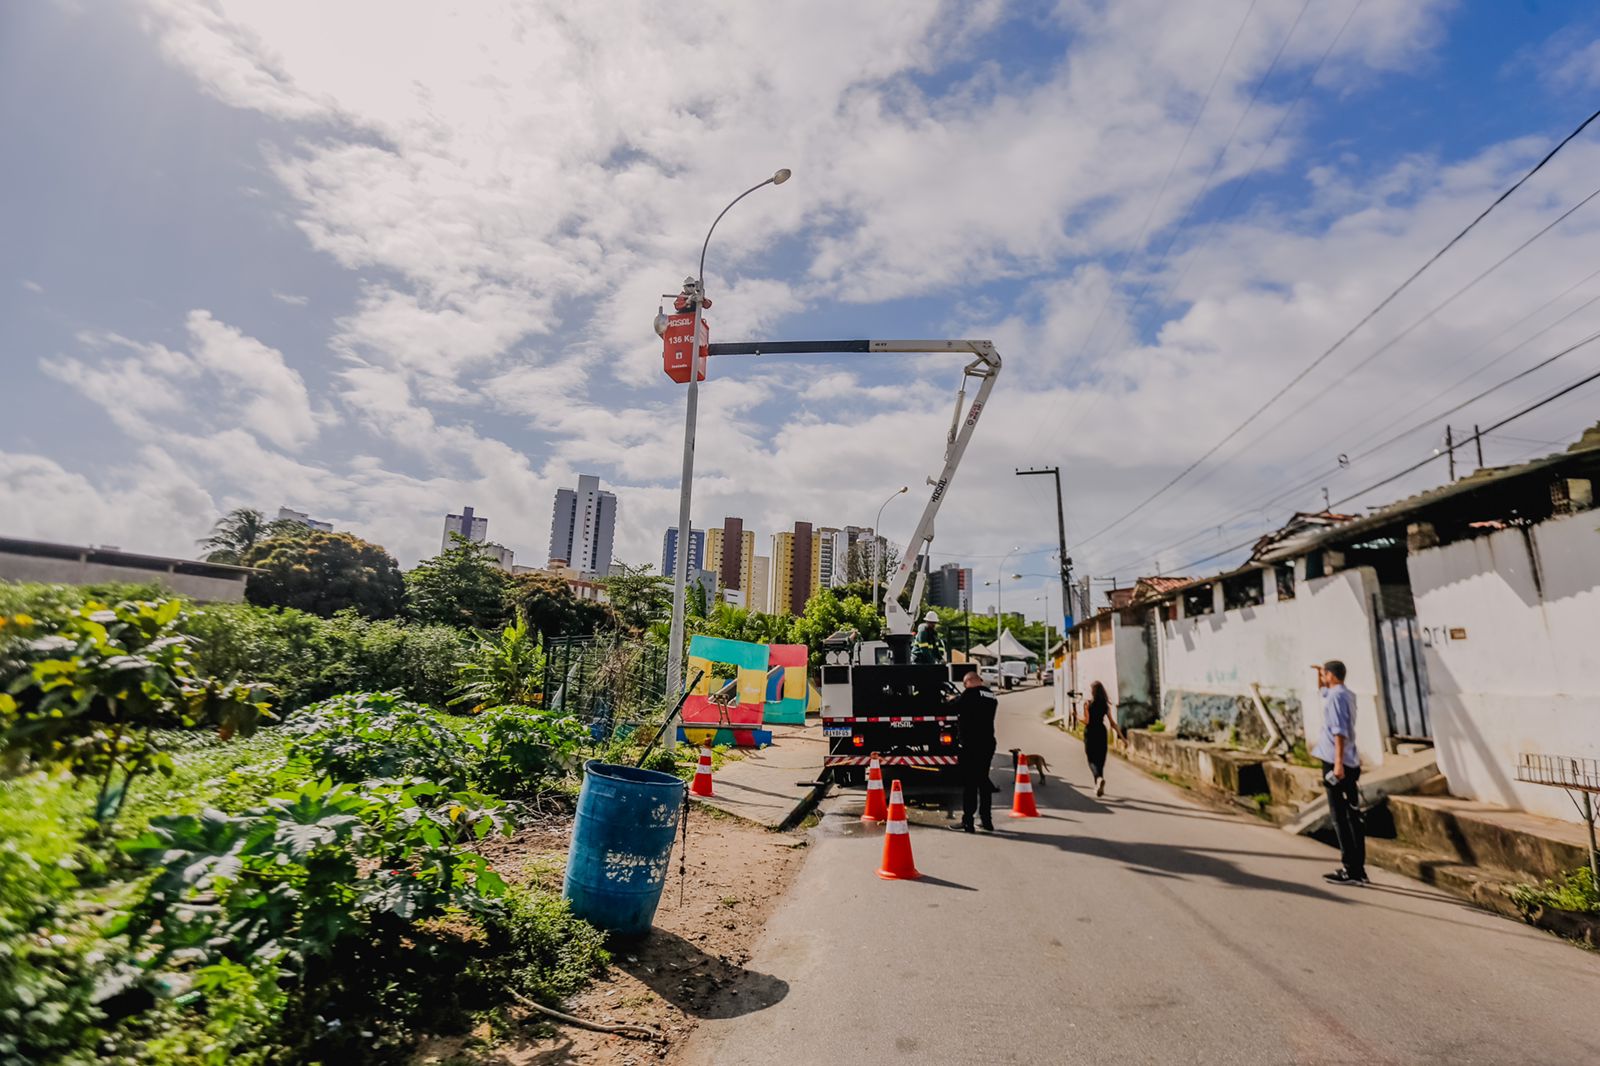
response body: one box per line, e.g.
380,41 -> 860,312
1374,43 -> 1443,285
1256,422 -> 1600,563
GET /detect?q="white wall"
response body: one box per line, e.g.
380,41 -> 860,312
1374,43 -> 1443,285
1156,567 -> 1389,765
1074,639 -> 1118,714
0,552 -> 248,603
1410,511 -> 1600,822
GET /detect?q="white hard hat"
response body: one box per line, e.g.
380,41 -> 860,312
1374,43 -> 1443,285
923,610 -> 939,623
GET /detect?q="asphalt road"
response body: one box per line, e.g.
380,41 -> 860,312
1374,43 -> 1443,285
683,685 -> 1600,1065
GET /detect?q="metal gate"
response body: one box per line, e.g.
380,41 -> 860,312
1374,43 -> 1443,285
1372,600 -> 1431,741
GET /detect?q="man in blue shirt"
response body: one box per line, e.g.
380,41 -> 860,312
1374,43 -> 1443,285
1312,659 -> 1367,885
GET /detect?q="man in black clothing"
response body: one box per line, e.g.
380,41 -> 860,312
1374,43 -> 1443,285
949,670 -> 998,833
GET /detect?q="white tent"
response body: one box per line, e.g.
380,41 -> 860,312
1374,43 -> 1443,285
968,629 -> 1039,662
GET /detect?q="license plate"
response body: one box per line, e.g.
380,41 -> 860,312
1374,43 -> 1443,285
823,727 -> 853,738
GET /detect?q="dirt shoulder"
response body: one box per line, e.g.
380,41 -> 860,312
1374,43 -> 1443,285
416,800 -> 812,1064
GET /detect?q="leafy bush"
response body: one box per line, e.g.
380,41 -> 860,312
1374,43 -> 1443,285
475,888 -> 609,1004
244,531 -> 406,619
120,776 -> 513,1059
2,598 -> 274,831
0,773 -> 105,1063
405,536 -> 509,631
468,705 -> 588,797
284,692 -> 477,786
186,605 -> 470,712
451,616 -> 544,711
1512,865 -> 1600,914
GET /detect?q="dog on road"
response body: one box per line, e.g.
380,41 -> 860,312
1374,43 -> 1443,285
1007,748 -> 1050,786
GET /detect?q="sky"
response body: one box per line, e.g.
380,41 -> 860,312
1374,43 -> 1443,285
4,0 -> 1600,627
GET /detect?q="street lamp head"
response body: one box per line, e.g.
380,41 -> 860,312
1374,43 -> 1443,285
772,168 -> 792,185
898,485 -> 909,494
653,305 -> 670,338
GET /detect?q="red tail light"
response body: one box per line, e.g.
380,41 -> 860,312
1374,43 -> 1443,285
939,732 -> 954,745
851,734 -> 866,748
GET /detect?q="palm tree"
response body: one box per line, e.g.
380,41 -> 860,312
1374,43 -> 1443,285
197,507 -> 271,564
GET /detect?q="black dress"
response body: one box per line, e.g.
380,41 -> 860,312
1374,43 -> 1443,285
1084,700 -> 1110,769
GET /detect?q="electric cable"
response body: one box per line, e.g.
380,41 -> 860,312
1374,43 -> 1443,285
1072,106 -> 1600,549
1094,324 -> 1600,576
1161,366 -> 1600,575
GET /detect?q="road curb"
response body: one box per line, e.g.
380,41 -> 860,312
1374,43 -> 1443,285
776,779 -> 832,833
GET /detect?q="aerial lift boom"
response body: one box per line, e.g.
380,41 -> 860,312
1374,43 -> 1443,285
705,337 -> 1002,643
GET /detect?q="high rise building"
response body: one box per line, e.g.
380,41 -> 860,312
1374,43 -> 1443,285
442,505 -> 489,553
661,526 -> 704,578
770,521 -> 815,615
277,506 -> 333,533
813,526 -> 849,590
928,562 -> 973,611
751,554 -> 770,614
705,517 -> 756,602
440,505 -> 512,569
548,474 -> 617,577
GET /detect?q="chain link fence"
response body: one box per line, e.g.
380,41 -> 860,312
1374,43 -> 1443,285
545,635 -> 670,744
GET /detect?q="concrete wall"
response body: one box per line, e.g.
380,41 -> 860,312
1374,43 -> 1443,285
0,552 -> 249,603
1155,567 -> 1388,765
1409,511 -> 1600,822
1063,615 -> 1155,728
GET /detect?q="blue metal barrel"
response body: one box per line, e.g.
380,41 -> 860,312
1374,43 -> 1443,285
563,760 -> 686,937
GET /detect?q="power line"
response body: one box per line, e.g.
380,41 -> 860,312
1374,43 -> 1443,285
1164,367 -> 1600,575
1074,105 -> 1600,549
1095,323 -> 1600,576
1157,181 -> 1600,495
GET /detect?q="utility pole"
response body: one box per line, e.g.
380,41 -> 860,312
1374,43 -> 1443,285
1474,423 -> 1484,469
1445,425 -> 1457,481
1016,466 -> 1074,632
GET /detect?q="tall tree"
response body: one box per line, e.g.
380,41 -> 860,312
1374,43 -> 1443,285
504,570 -> 613,641
603,561 -> 672,636
198,507 -> 271,564
244,532 -> 405,619
405,535 -> 510,630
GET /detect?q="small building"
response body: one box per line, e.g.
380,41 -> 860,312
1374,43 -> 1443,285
0,537 -> 254,602
1256,425 -> 1600,822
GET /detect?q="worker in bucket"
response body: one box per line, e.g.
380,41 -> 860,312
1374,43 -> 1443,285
912,610 -> 945,664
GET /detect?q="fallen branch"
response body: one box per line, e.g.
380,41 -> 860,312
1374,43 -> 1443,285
510,991 -> 662,1041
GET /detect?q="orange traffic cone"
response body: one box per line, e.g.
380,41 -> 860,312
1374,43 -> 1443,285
691,745 -> 715,797
1009,752 -> 1040,818
861,754 -> 887,823
877,780 -> 921,880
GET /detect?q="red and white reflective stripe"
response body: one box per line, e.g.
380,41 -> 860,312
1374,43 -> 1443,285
698,746 -> 713,764
825,755 -> 959,766
1014,777 -> 1033,794
865,775 -> 884,791
884,815 -> 909,835
839,715 -> 958,724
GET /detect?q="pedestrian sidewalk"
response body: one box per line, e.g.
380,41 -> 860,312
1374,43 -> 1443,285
691,719 -> 828,830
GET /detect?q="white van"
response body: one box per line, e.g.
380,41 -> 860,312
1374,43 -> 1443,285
979,661 -> 1029,689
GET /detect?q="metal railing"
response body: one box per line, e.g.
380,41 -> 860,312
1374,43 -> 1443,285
1516,752 -> 1599,885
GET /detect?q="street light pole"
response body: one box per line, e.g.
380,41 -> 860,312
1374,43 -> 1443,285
997,545 -> 1020,644
872,485 -> 909,614
664,169 -> 791,741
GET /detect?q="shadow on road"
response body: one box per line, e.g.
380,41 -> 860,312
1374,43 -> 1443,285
613,928 -> 789,1019
905,873 -> 978,892
999,829 -> 1347,904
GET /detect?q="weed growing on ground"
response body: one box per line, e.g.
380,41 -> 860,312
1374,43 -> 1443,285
1512,866 -> 1600,914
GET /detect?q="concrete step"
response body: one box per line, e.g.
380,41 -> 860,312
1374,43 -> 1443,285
1387,793 -> 1594,884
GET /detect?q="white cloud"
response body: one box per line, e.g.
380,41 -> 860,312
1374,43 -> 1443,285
32,0 -> 1600,601
271,290 -> 309,306
20,279 -> 44,294
44,311 -> 319,452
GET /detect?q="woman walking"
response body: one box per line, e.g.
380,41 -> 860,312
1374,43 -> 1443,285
1084,681 -> 1122,797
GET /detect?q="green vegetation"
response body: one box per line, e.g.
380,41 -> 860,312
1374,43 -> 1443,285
245,531 -> 407,619
0,586 -> 622,1064
1512,865 -> 1600,915
405,534 -> 510,630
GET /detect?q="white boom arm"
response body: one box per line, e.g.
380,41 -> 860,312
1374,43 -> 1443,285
704,337 -> 1002,637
